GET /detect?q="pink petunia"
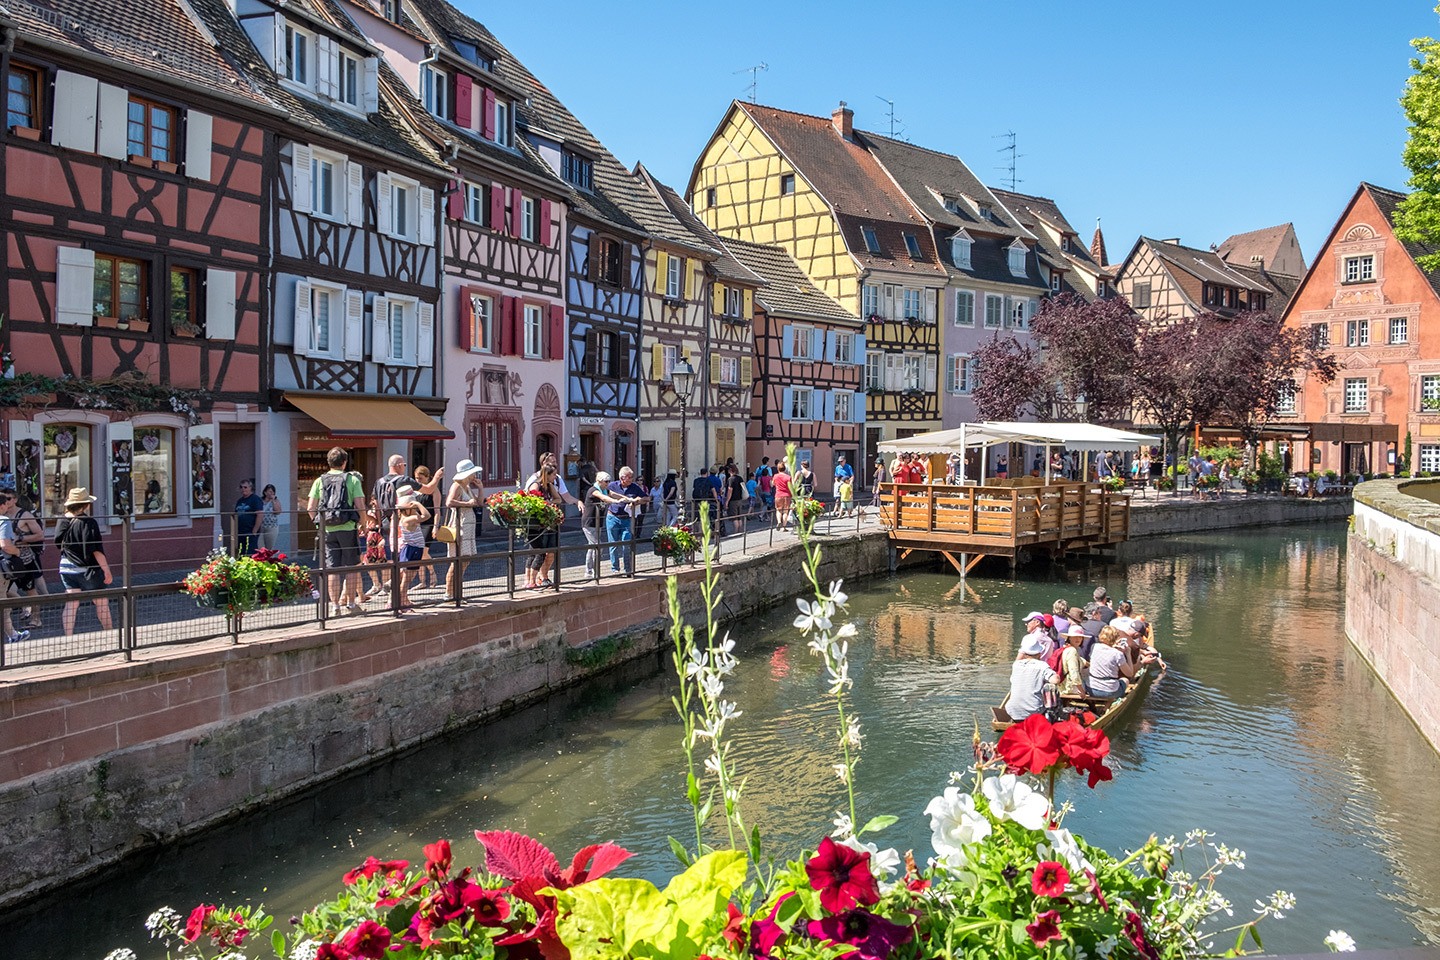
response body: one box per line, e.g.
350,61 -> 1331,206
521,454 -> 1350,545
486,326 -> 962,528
1025,910 -> 1063,946
805,837 -> 880,914
807,909 -> 914,960
1031,861 -> 1070,898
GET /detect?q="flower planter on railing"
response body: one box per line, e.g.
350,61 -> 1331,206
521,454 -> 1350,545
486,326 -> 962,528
485,491 -> 563,531
182,548 -> 312,619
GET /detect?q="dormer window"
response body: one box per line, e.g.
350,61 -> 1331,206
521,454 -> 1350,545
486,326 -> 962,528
862,227 -> 880,254
494,99 -> 511,147
383,0 -> 403,23
903,233 -> 922,259
421,64 -> 449,120
1061,236 -> 1070,252
284,24 -> 311,86
1007,241 -> 1027,277
561,149 -> 593,191
451,38 -> 494,71
950,232 -> 972,269
942,196 -> 960,214
978,203 -> 993,221
1050,271 -> 1061,293
338,51 -> 361,107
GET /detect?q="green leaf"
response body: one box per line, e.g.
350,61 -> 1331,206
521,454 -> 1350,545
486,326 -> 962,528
856,815 -> 898,836
748,824 -> 763,863
272,929 -> 286,958
1247,924 -> 1265,952
668,836 -> 694,868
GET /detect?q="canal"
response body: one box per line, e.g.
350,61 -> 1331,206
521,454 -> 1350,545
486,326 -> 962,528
6,521 -> 1439,958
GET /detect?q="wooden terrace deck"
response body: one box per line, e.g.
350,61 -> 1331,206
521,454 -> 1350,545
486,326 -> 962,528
877,481 -> 1132,575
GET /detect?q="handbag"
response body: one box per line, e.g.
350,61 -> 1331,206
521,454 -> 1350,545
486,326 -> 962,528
434,509 -> 458,543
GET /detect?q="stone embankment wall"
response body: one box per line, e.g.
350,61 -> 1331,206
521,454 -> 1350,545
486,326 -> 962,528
1348,480 -> 1440,754
1127,493 -> 1352,539
0,533 -> 889,909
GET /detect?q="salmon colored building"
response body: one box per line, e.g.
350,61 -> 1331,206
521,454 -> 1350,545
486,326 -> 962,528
1279,183 -> 1431,476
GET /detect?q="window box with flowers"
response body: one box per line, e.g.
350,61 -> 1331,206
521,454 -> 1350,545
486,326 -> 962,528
182,548 -> 314,620
651,524 -> 698,560
485,490 -> 563,531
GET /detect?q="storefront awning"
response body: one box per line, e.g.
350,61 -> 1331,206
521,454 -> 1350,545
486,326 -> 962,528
1306,422 -> 1398,444
286,393 -> 454,440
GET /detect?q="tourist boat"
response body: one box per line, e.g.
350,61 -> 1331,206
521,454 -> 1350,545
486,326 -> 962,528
990,661 -> 1160,733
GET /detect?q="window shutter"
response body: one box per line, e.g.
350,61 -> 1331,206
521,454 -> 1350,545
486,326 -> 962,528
376,171 -> 393,236
50,71 -> 99,152
315,35 -> 335,99
95,82 -> 128,159
418,302 -> 435,368
293,280 -> 313,355
490,182 -> 505,232
481,87 -> 496,140
55,247 -> 96,326
343,289 -> 363,360
655,252 -> 668,293
945,355 -> 958,394
884,354 -> 901,391
617,336 -> 632,381
185,111 -> 213,181
362,57 -> 379,113
371,295 -> 390,363
853,333 -> 866,367
824,330 -> 837,363
818,390 -> 832,422
853,391 -> 866,423
205,269 -> 237,341
1002,295 -> 1013,328
924,290 -> 936,322
710,353 -> 722,388
742,289 -> 752,318
446,179 -> 463,219
346,160 -> 364,226
812,328 -> 824,360
272,15 -> 288,77
583,328 -> 598,375
651,342 -> 665,380
782,386 -> 794,421
539,198 -> 552,247
740,355 -> 753,387
781,326 -> 795,359
712,282 -> 725,314
458,289 -> 474,351
548,304 -> 565,360
509,189 -> 523,238
419,186 -> 436,245
499,296 -> 516,356
684,261 -> 695,301
106,422 -> 133,525
924,354 -> 938,392
292,144 -> 313,214
453,73 -> 473,128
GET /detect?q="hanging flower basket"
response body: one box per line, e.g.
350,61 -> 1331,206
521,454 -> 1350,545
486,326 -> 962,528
794,496 -> 826,532
1099,475 -> 1125,493
652,525 -> 698,559
486,490 -> 563,531
182,548 -> 312,619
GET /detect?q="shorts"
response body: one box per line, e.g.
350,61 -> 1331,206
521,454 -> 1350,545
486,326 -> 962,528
526,529 -> 558,571
400,544 -> 423,563
3,553 -> 40,592
324,528 -> 361,569
60,567 -> 104,591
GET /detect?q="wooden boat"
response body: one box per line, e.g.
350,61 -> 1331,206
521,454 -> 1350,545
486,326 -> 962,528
991,661 -> 1159,733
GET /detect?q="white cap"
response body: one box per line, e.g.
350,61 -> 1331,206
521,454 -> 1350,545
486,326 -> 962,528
1020,634 -> 1047,657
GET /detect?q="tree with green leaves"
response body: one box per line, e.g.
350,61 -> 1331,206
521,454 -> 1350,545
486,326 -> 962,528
1395,7 -> 1440,270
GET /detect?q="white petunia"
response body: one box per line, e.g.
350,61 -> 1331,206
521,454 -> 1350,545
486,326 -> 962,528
794,597 -> 832,634
1040,827 -> 1095,876
1324,930 -> 1357,953
838,835 -> 901,880
981,774 -> 1050,830
925,787 -> 993,865
103,950 -> 139,960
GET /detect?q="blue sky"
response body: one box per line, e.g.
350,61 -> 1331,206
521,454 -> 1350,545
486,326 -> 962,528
468,0 -> 1439,271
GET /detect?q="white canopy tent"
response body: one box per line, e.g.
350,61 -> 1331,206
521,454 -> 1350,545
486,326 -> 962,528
876,422 -> 1162,483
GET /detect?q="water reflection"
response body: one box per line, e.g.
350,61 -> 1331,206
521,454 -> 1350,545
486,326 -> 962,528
4,522 -> 1437,958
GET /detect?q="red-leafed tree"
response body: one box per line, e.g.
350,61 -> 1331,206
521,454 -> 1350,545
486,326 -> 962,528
1028,294 -> 1141,422
1131,315 -> 1227,475
970,335 -> 1048,421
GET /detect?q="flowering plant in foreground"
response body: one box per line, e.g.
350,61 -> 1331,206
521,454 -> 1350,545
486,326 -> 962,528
484,490 -> 563,530
115,448 -> 1353,959
181,548 -> 313,618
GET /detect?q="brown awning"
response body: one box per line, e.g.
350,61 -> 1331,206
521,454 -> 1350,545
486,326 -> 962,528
286,393 -> 454,440
1307,422 -> 1398,444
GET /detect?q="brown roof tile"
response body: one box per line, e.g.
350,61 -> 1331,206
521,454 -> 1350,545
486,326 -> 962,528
718,237 -> 859,324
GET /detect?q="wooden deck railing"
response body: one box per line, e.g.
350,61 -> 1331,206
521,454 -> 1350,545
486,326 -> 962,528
878,482 -> 1131,551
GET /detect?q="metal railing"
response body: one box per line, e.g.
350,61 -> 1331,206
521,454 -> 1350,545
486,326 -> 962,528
0,500 -> 876,672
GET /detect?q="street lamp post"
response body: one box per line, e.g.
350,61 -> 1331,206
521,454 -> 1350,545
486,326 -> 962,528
672,358 -> 696,523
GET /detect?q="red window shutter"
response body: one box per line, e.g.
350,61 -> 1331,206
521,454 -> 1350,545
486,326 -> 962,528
454,74 -> 473,128
481,87 -> 496,140
548,304 -> 565,360
458,287 -> 473,350
539,198 -> 552,247
490,182 -> 505,232
446,179 -> 463,220
499,296 -> 515,355
510,190 -> 523,238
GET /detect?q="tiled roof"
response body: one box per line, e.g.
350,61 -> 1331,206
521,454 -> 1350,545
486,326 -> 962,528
990,188 -> 1101,271
397,0 -> 527,99
1146,238 -> 1275,294
1216,223 -> 1293,270
738,103 -> 946,279
862,133 -> 1032,242
641,169 -> 762,284
2,0 -> 271,108
185,0 -> 444,169
1230,264 -> 1301,314
1361,184 -> 1440,301
718,237 -> 859,324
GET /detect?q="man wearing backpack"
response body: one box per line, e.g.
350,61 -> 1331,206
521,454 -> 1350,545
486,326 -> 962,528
306,447 -> 368,616
755,457 -> 774,523
691,467 -> 718,526
372,454 -> 444,540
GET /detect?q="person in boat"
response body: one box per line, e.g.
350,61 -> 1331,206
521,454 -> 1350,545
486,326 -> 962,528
1051,599 -> 1074,635
1056,625 -> 1089,697
1021,612 -> 1057,659
1079,602 -> 1106,660
1088,625 -> 1157,697
1007,633 -> 1061,721
1092,586 -> 1116,624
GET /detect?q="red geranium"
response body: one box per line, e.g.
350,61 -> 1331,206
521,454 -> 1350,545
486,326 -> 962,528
183,904 -> 215,942
996,714 -> 1062,775
805,836 -> 880,913
1025,909 -> 1063,946
1031,860 -> 1069,898
342,919 -> 392,960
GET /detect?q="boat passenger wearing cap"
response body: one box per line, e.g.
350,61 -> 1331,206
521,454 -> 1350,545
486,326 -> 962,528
1021,612 -> 1057,660
1007,631 -> 1060,722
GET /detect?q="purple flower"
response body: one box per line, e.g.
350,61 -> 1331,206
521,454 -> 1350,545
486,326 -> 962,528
807,909 -> 914,960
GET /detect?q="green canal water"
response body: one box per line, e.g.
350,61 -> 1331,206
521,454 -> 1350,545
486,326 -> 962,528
6,522 -> 1440,958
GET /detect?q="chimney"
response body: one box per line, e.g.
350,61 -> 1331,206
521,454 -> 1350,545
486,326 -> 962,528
832,101 -> 853,141
1250,254 -> 1266,272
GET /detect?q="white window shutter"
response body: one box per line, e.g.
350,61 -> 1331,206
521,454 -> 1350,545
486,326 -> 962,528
418,187 -> 436,245
106,422 -> 133,525
293,280 -> 313,355
362,57 -> 379,113
377,172 -> 393,237
316,35 -> 335,99
185,111 -> 213,181
884,354 -> 901,391
924,354 -> 938,392
205,269 -> 237,340
51,71 -> 99,152
292,144 -> 313,214
56,247 -> 96,326
371,295 -> 390,362
95,82 -> 128,159
343,289 -> 364,360
346,160 -> 364,226
924,290 -> 936,322
273,16 -> 288,77
417,302 -> 435,367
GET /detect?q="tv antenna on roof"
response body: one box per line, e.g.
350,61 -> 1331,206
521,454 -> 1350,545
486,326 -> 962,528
734,62 -> 768,103
875,95 -> 904,139
995,131 -> 1023,191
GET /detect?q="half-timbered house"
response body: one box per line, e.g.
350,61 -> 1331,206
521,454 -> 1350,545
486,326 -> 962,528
0,0 -> 275,563
341,0 -> 570,486
718,238 -> 864,493
1113,232 -> 1301,328
989,189 -> 1112,303
689,101 -> 947,473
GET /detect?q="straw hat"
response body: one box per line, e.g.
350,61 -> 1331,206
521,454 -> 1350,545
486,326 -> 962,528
64,487 -> 97,508
454,459 -> 482,482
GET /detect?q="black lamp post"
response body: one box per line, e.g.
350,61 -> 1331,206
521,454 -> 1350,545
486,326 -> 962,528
672,357 -> 696,521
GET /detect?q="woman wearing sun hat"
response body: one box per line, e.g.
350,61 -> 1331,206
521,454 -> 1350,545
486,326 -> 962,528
54,487 -> 113,638
443,459 -> 484,600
